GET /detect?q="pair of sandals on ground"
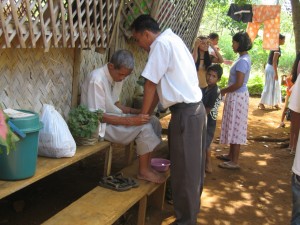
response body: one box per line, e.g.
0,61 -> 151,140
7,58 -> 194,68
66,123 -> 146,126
99,172 -> 139,192
216,155 -> 240,170
258,103 -> 281,110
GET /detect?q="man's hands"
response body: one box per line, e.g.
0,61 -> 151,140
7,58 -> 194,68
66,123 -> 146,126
125,114 -> 150,126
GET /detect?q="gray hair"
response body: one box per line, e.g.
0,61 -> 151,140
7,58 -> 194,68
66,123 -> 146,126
109,50 -> 134,70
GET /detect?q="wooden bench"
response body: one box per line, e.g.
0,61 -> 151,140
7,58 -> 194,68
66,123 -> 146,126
42,160 -> 170,225
0,141 -> 112,200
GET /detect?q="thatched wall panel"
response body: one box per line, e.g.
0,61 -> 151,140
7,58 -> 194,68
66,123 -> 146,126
118,37 -> 147,107
0,49 -> 74,118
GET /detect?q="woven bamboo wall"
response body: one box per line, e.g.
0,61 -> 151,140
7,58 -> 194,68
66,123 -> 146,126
0,48 -> 74,117
118,37 -> 147,107
0,48 -> 108,118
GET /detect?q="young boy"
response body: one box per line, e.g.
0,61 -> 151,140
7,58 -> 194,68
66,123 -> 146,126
201,64 -> 223,173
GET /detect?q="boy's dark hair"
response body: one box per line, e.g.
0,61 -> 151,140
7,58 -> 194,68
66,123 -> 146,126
279,33 -> 285,40
233,32 -> 252,52
209,32 -> 219,40
130,14 -> 160,33
207,64 -> 223,79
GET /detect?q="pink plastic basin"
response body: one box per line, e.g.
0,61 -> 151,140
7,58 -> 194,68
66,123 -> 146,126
151,158 -> 171,172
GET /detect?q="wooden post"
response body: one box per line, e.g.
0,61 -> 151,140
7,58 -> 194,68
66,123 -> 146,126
71,48 -> 82,107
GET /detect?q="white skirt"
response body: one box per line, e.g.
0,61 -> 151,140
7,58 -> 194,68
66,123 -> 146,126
220,91 -> 249,145
260,64 -> 282,106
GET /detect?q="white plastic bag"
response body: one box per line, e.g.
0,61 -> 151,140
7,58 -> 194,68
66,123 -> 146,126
38,104 -> 76,158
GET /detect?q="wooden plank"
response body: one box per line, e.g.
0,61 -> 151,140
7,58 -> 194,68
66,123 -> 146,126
25,0 -> 36,47
85,0 -> 92,48
71,47 -> 81,107
48,0 -> 58,47
37,0 -> 50,50
137,196 -> 147,225
59,0 -> 67,47
75,0 -> 85,48
42,160 -> 169,225
108,0 -> 123,48
124,141 -> 135,166
67,0 -> 76,47
92,0 -> 98,47
0,2 -> 11,47
0,141 -> 111,200
9,0 -> 26,48
98,0 -> 104,48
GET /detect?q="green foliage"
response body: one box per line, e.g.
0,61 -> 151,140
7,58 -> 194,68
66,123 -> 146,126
247,73 -> 264,95
68,105 -> 103,139
249,37 -> 269,71
218,33 -> 236,60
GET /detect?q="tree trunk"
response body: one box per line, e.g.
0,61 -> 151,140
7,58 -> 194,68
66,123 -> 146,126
291,0 -> 300,52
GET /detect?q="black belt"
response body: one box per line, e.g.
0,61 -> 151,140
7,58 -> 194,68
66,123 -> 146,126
169,101 -> 201,111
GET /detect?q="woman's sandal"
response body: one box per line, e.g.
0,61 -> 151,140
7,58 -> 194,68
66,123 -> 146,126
278,122 -> 285,128
216,154 -> 230,161
218,161 -> 240,170
258,103 -> 266,110
273,105 -> 281,110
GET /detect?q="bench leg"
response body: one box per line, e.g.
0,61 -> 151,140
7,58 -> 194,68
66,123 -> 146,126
104,144 -> 112,176
137,195 -> 147,225
148,181 -> 167,210
125,141 -> 135,166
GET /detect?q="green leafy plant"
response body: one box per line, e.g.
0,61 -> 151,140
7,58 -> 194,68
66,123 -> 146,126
68,105 -> 103,139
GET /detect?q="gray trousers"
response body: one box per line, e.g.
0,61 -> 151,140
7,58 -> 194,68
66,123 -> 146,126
169,101 -> 206,225
104,116 -> 161,155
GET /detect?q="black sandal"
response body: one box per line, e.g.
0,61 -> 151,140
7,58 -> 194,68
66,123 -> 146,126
98,176 -> 132,192
113,172 -> 139,188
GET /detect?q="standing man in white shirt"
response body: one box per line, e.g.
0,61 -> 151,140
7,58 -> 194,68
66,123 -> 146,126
290,72 -> 300,225
81,49 -> 165,184
131,15 -> 206,225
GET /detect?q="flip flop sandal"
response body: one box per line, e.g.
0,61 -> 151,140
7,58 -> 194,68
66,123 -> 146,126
113,172 -> 139,188
98,176 -> 132,192
218,161 -> 240,170
216,154 -> 230,161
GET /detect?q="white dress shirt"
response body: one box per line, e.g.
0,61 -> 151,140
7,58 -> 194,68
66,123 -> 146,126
142,28 -> 202,109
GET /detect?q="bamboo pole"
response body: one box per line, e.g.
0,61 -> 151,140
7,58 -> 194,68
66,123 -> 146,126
25,0 -> 36,47
0,1 -> 11,47
9,0 -> 26,48
59,0 -> 67,47
67,0 -> 76,47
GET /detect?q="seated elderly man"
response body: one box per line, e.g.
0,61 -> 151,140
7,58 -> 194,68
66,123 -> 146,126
81,49 -> 165,184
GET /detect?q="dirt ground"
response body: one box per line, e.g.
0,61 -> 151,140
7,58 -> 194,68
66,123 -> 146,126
0,97 -> 294,225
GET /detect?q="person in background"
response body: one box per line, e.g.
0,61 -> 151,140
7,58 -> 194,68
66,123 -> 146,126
290,64 -> 300,224
192,35 -> 224,88
208,32 -> 220,57
216,32 -> 252,170
131,14 -> 206,225
201,64 -> 223,173
81,49 -> 165,184
288,51 -> 300,155
278,74 -> 293,128
258,34 -> 285,110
